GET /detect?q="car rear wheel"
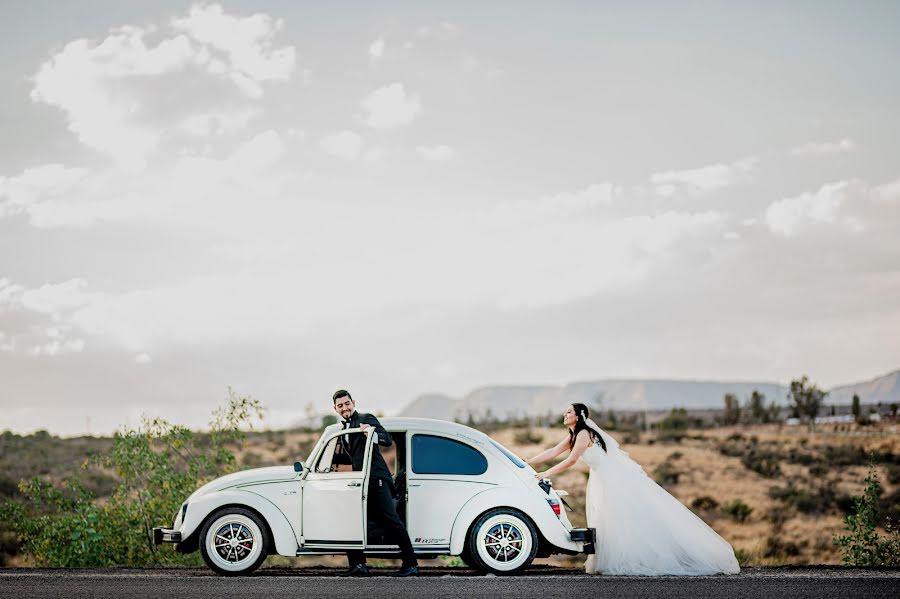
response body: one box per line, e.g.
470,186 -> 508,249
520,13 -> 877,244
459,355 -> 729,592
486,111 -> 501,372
199,507 -> 269,576
466,508 -> 538,575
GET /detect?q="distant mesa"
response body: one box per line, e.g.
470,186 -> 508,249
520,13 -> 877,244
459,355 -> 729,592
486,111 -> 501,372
398,369 -> 900,422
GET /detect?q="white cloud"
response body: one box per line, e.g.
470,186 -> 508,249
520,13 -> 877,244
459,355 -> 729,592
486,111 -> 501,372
172,4 -> 295,82
320,131 -> 364,160
0,164 -> 89,218
30,4 -> 295,167
417,145 -> 454,161
360,83 -> 422,129
791,138 -> 856,156
765,180 -> 852,237
650,157 -> 757,195
368,36 -> 385,64
363,147 -> 386,162
510,182 -> 619,218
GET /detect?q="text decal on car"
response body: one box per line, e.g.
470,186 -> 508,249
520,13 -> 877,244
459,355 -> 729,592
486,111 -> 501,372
414,537 -> 447,544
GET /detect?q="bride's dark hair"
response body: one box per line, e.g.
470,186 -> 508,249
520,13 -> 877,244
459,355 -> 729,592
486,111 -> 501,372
569,403 -> 606,452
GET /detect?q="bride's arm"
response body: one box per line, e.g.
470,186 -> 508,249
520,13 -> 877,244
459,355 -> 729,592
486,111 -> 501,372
535,430 -> 591,479
526,436 -> 569,466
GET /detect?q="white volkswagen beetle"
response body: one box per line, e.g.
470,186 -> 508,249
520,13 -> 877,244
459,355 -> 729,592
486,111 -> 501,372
154,418 -> 595,575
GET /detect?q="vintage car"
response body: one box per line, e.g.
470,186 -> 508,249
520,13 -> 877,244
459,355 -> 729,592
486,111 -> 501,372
154,418 -> 595,575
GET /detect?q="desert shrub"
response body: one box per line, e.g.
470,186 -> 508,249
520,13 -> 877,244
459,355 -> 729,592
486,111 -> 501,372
656,408 -> 690,443
766,507 -> 789,532
824,445 -> 870,467
808,463 -> 829,478
691,496 -> 719,511
0,477 -> 20,499
833,464 -> 900,566
764,535 -> 801,558
667,451 -> 683,461
653,461 -> 681,486
722,499 -> 753,523
885,464 -> 900,485
741,450 -> 782,478
733,548 -> 753,566
0,390 -> 263,567
513,429 -> 544,445
768,482 -> 837,515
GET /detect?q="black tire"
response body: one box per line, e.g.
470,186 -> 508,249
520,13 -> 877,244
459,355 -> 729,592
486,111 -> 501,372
199,507 -> 270,576
465,508 -> 538,575
458,548 -> 478,569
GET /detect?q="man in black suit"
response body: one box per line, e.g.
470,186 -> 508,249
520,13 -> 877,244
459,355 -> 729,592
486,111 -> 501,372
331,389 -> 418,577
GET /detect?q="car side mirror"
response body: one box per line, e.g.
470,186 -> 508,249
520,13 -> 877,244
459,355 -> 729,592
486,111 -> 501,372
293,461 -> 304,474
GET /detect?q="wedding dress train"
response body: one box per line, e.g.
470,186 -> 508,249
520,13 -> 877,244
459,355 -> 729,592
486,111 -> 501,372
580,421 -> 740,576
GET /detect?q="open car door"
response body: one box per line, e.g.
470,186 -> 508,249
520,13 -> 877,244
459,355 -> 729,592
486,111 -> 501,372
300,428 -> 374,549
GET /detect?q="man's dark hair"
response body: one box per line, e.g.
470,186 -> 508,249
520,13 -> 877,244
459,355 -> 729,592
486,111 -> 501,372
333,389 -> 352,404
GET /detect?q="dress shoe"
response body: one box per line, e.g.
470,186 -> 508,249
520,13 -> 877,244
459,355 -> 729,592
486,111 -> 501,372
338,564 -> 370,577
390,565 -> 418,577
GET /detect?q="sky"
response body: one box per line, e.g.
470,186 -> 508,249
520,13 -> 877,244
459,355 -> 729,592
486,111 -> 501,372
1,1 -> 899,435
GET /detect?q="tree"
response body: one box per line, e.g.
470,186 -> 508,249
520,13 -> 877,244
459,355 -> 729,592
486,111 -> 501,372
833,464 -> 900,566
789,376 -> 826,431
852,394 -> 862,423
0,390 -> 263,567
723,393 -> 741,426
748,390 -> 769,424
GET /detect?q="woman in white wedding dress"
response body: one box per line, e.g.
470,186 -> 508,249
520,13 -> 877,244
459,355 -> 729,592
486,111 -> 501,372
527,403 -> 740,576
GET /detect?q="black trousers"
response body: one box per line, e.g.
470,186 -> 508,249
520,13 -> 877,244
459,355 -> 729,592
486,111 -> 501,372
347,476 -> 417,568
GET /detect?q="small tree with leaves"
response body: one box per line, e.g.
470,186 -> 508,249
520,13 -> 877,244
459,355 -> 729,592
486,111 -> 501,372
852,394 -> 862,424
789,376 -> 826,431
722,393 -> 741,426
834,463 -> 900,566
0,389 -> 263,567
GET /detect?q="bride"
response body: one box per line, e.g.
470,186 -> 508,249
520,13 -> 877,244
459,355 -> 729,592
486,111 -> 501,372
527,403 -> 740,576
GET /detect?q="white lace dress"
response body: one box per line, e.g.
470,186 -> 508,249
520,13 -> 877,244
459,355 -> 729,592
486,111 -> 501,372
580,432 -> 740,576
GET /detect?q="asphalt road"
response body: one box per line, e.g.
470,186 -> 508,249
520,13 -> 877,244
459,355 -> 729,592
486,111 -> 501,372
2,566 -> 898,599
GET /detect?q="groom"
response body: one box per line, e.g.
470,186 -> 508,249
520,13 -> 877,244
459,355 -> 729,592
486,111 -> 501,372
331,389 -> 418,577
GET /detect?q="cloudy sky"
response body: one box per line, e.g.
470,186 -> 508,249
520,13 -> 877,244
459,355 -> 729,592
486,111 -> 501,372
1,1 -> 899,435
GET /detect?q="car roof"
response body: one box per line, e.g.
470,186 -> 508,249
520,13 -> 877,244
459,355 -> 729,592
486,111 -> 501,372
325,417 -> 494,444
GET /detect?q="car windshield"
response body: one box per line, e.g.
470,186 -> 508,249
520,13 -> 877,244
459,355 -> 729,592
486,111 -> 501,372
489,438 -> 526,468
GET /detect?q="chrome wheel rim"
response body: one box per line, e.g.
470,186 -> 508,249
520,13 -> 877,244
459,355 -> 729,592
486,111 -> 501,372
475,514 -> 532,571
483,523 -> 524,562
213,521 -> 255,563
205,514 -> 263,571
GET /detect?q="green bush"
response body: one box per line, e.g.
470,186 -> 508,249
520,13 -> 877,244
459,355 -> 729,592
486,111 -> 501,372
0,389 -> 263,567
768,482 -> 836,515
691,496 -> 719,511
513,429 -> 544,445
833,464 -> 900,566
741,450 -> 782,478
722,499 -> 753,523
653,461 -> 680,486
764,535 -> 801,558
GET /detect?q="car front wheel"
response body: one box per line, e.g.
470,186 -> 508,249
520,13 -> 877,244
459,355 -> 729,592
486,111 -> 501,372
466,508 -> 538,575
199,507 -> 269,576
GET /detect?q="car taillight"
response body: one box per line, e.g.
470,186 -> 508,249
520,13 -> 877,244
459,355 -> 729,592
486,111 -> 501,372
547,498 -> 561,517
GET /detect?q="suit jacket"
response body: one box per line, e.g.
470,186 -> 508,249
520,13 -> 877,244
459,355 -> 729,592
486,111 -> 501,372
333,411 -> 394,482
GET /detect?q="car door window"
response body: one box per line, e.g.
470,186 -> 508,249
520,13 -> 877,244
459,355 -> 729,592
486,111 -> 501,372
411,435 -> 488,475
314,431 -> 362,473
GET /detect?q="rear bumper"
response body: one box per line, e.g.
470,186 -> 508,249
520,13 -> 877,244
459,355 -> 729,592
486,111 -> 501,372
153,527 -> 182,545
570,528 -> 596,554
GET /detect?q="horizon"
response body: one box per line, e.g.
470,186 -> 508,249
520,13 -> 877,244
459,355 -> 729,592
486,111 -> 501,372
2,2 -> 899,436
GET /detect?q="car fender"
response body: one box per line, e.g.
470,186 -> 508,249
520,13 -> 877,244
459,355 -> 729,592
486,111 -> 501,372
180,489 -> 300,556
449,486 -> 581,555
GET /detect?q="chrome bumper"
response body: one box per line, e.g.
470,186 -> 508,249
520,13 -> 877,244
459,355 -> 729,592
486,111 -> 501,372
153,527 -> 182,545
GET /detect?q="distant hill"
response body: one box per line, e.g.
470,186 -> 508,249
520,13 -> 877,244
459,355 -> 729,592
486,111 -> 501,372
398,370 -> 900,421
827,369 -> 900,406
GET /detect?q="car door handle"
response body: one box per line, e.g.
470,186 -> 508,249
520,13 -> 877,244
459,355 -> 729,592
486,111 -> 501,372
347,481 -> 362,487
